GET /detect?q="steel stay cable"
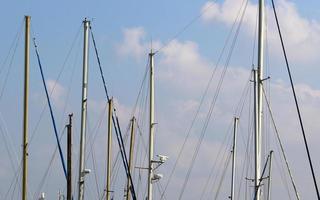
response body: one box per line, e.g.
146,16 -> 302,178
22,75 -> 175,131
270,0 -> 320,198
0,24 -> 23,99
253,152 -> 271,200
90,26 -> 138,199
236,120 -> 254,199
110,124 -> 130,182
160,1 -> 249,198
273,155 -> 293,199
154,0 -> 218,55
0,19 -> 23,75
262,86 -> 300,200
28,24 -> 82,147
91,144 -> 102,198
200,74 -> 250,200
206,129 -> 234,200
112,115 -> 137,200
4,161 -> 22,200
213,153 -> 233,200
199,120 -> 233,200
178,0 -> 248,198
33,38 -> 67,178
33,127 -> 67,199
0,112 -> 20,175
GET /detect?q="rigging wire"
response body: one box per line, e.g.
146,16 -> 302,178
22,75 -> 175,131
270,0 -> 320,198
177,0 -> 249,198
4,161 -> 22,200
199,120 -> 233,200
253,152 -> 271,200
212,152 -> 232,200
91,143 -> 102,198
262,86 -> 300,200
237,120 -> 254,199
273,154 -> 293,199
154,0 -> 218,55
200,122 -> 232,200
28,24 -> 82,147
90,26 -> 137,200
0,24 -> 23,99
159,0 -> 250,198
0,19 -> 23,75
0,112 -> 20,175
33,127 -> 67,199
32,38 -> 67,178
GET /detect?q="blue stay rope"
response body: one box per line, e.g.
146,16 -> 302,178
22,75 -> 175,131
33,38 -> 67,179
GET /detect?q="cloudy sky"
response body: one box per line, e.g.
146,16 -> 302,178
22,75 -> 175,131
1,0 -> 320,199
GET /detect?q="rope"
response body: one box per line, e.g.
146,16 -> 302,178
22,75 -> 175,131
33,38 -> 67,178
270,0 -> 320,198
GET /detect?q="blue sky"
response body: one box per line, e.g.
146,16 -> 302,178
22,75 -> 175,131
1,0 -> 320,199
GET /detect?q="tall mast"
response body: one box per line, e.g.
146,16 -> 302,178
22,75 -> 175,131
126,117 -> 136,200
147,50 -> 155,200
67,114 -> 73,200
106,99 -> 113,200
78,18 -> 90,200
255,0 -> 265,199
22,15 -> 30,200
230,117 -> 239,200
267,151 -> 273,200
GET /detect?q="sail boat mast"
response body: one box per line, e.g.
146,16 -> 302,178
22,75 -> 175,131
22,15 -> 30,200
67,114 -> 73,200
147,51 -> 155,200
78,19 -> 90,200
106,99 -> 113,200
126,117 -> 136,200
255,0 -> 265,199
230,117 -> 239,200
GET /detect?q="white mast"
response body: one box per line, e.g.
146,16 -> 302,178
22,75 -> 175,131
106,99 -> 113,200
255,0 -> 265,199
147,50 -> 155,200
267,151 -> 274,200
78,19 -> 90,200
230,117 -> 239,200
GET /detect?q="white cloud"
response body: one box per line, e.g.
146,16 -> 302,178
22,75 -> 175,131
46,79 -> 66,108
138,33 -> 320,199
201,0 -> 320,64
116,27 -> 161,60
159,40 -> 212,93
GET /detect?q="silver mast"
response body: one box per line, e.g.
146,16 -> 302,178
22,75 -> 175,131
78,19 -> 90,200
255,0 -> 265,199
147,51 -> 155,200
230,117 -> 239,200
